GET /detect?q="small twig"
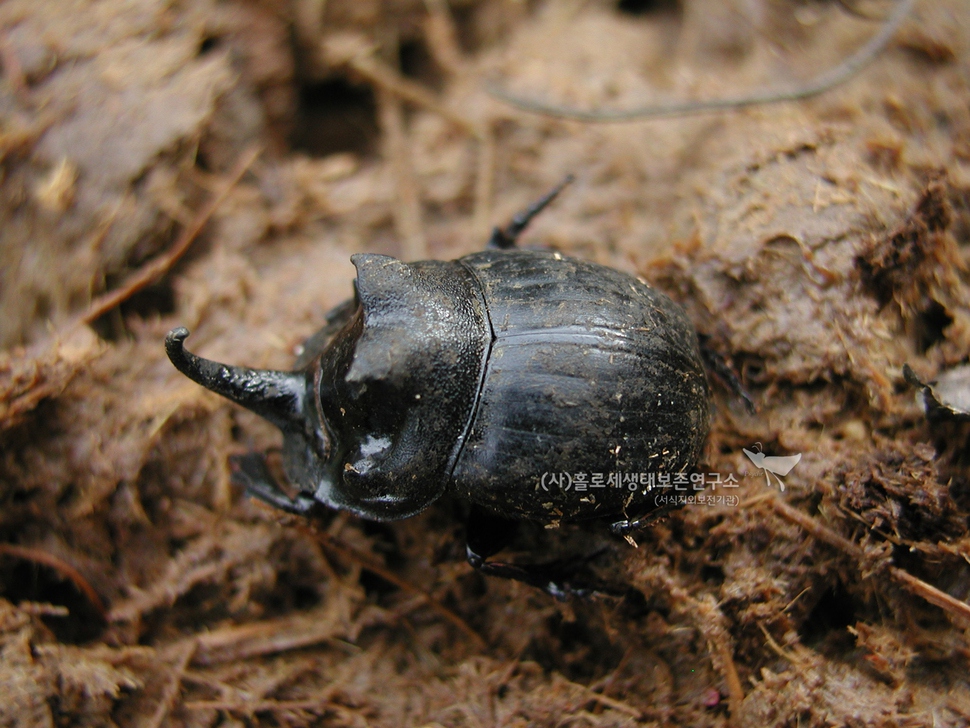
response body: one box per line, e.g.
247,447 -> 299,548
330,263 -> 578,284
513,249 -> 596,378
189,599 -> 355,665
709,621 -> 745,720
374,28 -> 425,260
645,571 -> 745,720
767,496 -> 970,623
0,542 -> 106,619
0,109 -> 63,162
422,0 -> 465,75
473,125 -> 496,244
783,585 -> 812,613
889,567 -> 970,623
343,51 -> 481,138
486,0 -> 915,122
0,31 -> 28,99
768,497 -> 866,561
78,145 -> 261,325
589,644 -> 634,695
756,621 -> 808,666
377,85 -> 426,260
183,698 -> 339,712
579,684 -> 644,719
144,639 -> 197,728
303,525 -> 487,649
15,601 -> 70,617
326,36 -> 495,247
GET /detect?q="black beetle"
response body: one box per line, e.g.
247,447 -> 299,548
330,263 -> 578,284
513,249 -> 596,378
166,181 -> 710,596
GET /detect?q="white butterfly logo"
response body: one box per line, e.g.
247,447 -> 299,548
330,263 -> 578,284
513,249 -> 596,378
742,443 -> 801,491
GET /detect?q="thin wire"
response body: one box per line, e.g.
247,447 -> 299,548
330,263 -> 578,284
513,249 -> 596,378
485,0 -> 915,123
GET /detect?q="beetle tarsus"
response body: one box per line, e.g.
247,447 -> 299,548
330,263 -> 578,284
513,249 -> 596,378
609,503 -> 679,539
231,453 -> 320,516
487,174 -> 575,249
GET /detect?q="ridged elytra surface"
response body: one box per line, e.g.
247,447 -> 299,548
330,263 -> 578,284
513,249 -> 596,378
450,249 -> 709,522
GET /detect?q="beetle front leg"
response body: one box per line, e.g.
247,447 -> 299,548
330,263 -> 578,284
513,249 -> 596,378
472,557 -> 594,601
231,453 -> 320,516
465,506 -> 621,601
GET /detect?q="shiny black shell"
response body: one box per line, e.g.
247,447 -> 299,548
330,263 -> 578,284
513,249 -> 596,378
300,248 -> 709,523
452,249 -> 708,522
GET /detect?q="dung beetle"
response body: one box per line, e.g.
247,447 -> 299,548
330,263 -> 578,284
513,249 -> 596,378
166,181 -> 710,597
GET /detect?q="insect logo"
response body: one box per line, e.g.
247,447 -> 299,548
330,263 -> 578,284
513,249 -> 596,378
742,443 -> 801,491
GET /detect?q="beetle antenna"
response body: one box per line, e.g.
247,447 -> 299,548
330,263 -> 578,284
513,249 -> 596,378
165,327 -> 307,431
488,174 -> 575,249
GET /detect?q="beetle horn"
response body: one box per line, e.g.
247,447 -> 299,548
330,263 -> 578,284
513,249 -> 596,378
165,327 -> 307,430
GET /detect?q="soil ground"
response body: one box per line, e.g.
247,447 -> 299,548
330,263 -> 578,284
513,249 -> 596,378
1,0 -> 970,726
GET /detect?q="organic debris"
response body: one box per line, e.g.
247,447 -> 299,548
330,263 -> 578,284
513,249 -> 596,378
1,0 -> 969,726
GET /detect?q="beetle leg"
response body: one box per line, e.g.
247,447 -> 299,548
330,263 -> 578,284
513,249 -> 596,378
231,453 -> 320,516
609,504 -> 679,542
465,506 -> 621,601
473,560 -> 593,601
486,175 -> 575,249
464,505 -> 518,566
698,333 -> 756,414
472,551 -> 626,601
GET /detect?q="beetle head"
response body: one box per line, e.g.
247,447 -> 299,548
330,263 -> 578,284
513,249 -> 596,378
166,254 -> 488,521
